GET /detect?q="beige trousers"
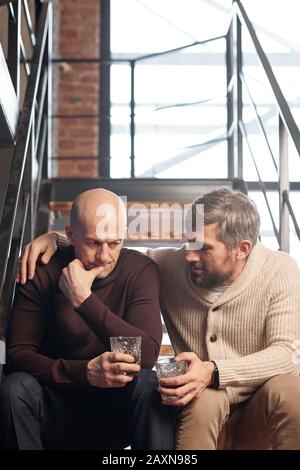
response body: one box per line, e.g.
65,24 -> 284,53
176,375 -> 300,450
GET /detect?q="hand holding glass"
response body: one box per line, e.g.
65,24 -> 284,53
110,336 -> 141,375
155,357 -> 188,400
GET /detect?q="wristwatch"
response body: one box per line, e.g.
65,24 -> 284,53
210,360 -> 220,389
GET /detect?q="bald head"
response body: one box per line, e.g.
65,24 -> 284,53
66,189 -> 126,278
70,188 -> 127,239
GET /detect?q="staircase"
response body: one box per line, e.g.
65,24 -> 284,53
1,0 -> 300,370
0,0 -> 52,368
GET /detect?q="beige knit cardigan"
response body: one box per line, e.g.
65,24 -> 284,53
149,243 -> 300,404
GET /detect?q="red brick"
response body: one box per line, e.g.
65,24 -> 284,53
53,0 -> 100,177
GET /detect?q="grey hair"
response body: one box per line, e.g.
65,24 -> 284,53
190,188 -> 260,249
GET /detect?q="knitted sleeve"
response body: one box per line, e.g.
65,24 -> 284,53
216,257 -> 300,388
56,232 -> 70,247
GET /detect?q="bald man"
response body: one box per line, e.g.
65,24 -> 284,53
0,189 -> 174,450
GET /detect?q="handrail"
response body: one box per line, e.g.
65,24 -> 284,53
22,0 -> 36,47
133,35 -> 226,63
234,0 -> 300,157
34,69 -> 48,155
227,0 -> 300,252
0,2 -> 51,357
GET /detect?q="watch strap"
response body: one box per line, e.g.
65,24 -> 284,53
211,360 -> 219,389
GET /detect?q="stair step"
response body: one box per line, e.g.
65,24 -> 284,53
159,344 -> 174,356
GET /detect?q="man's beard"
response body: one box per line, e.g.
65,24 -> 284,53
189,264 -> 234,289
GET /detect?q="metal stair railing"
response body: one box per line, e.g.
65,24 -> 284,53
228,0 -> 300,252
0,0 -> 43,142
0,1 -> 52,366
33,0 -> 300,254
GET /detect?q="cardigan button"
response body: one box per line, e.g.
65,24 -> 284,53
210,334 -> 217,343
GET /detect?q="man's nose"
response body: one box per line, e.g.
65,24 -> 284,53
185,249 -> 201,263
96,244 -> 111,263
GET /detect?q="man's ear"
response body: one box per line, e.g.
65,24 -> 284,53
236,240 -> 252,260
65,224 -> 74,244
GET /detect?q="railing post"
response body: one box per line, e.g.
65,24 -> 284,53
226,20 -> 234,177
228,3 -> 243,179
279,115 -> 290,252
130,60 -> 135,178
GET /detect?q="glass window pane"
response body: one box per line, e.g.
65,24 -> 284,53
110,1 -> 229,178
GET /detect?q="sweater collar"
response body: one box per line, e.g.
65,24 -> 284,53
185,242 -> 269,306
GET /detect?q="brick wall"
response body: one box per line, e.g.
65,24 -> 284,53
52,0 -> 100,177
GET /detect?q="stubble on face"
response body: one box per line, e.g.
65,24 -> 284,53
189,267 -> 234,288
189,254 -> 235,289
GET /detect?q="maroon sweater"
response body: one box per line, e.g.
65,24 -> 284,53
6,247 -> 162,385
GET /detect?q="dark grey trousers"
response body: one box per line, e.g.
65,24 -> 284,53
0,369 -> 176,450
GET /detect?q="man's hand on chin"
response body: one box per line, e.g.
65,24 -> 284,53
58,259 -> 104,308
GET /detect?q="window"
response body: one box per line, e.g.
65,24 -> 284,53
110,0 -> 230,178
